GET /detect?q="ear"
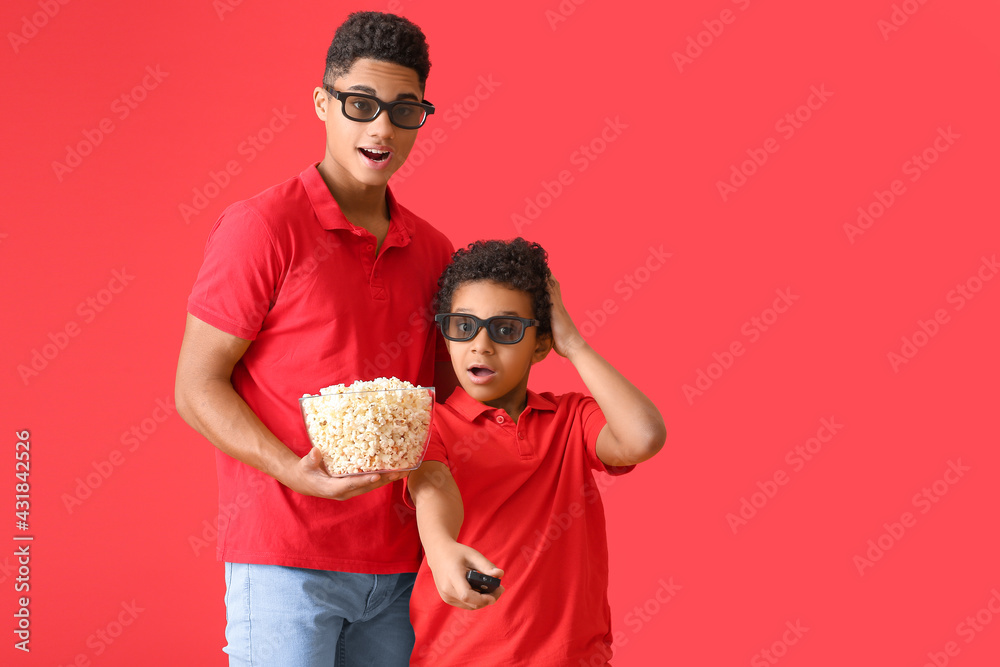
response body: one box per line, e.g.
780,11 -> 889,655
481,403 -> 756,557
313,86 -> 330,121
531,332 -> 553,364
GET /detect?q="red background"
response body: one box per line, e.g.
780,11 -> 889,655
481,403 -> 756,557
3,0 -> 999,664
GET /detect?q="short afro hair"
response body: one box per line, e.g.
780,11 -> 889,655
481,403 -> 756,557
436,238 -> 553,337
324,12 -> 431,90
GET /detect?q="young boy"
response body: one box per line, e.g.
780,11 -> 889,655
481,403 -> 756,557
405,238 -> 667,665
175,12 -> 454,665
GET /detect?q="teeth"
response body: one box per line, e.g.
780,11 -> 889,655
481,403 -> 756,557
363,148 -> 388,154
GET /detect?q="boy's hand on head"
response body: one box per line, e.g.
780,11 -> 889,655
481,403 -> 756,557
548,276 -> 588,360
426,541 -> 505,610
280,447 -> 406,501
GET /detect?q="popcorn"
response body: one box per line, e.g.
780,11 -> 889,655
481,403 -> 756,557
299,377 -> 434,476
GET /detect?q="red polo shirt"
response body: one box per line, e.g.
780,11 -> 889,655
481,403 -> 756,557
407,387 -> 634,666
187,163 -> 453,573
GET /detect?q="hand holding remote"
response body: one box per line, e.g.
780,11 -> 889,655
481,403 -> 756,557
467,569 -> 502,594
424,541 -> 504,610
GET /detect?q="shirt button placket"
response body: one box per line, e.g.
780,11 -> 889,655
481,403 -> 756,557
515,425 -> 532,457
363,240 -> 387,300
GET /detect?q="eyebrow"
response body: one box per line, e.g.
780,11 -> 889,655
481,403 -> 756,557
453,309 -> 522,316
345,84 -> 420,101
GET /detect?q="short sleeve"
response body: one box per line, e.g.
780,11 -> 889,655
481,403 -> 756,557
579,396 -> 635,476
402,424 -> 450,510
422,423 -> 449,467
187,202 -> 282,340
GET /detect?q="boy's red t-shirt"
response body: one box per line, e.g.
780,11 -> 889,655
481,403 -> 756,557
407,387 -> 634,666
187,163 -> 453,572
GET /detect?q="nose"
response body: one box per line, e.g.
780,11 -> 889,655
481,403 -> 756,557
367,109 -> 395,140
469,326 -> 494,354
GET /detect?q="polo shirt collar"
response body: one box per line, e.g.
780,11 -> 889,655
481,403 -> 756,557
445,386 -> 558,423
299,163 -> 413,244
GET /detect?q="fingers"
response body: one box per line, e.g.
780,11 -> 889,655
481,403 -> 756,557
466,553 -> 504,579
330,473 -> 397,500
296,448 -> 411,500
462,553 -> 503,607
479,584 -> 504,606
472,583 -> 504,607
446,585 -> 501,610
430,546 -> 506,610
300,447 -> 319,469
302,447 -> 330,474
547,276 -> 562,301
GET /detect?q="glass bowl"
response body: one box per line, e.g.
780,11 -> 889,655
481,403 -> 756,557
299,385 -> 435,477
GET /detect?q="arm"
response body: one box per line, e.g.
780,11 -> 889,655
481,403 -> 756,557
175,313 -> 404,500
408,461 -> 504,609
547,277 -> 667,468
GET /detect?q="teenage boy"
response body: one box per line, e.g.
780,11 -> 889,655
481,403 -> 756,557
405,238 -> 667,666
174,12 -> 454,666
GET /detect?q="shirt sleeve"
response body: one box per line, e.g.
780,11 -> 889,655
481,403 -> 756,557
422,423 -> 449,467
579,395 -> 635,476
402,424 -> 450,510
187,202 -> 282,340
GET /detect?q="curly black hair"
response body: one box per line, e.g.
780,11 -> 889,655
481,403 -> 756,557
436,238 -> 553,337
324,12 -> 431,90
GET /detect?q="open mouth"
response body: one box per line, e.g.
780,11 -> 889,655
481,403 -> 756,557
468,366 -> 495,377
359,147 -> 391,162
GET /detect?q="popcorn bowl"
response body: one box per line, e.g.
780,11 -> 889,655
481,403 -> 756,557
298,380 -> 435,478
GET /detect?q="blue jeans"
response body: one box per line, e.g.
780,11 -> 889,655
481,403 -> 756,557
224,562 -> 416,666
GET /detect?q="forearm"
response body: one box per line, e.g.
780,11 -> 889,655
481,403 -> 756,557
175,313 -> 400,501
415,496 -> 462,554
566,341 -> 666,457
176,374 -> 297,483
410,463 -> 464,554
546,276 -> 665,465
410,463 -> 504,609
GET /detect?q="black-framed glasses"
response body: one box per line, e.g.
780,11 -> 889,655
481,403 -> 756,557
324,86 -> 435,129
435,314 -> 541,345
